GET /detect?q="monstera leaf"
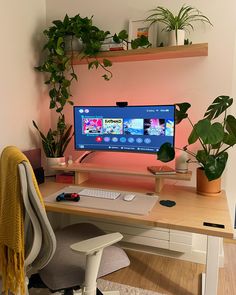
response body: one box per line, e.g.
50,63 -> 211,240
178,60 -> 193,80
204,96 -> 233,120
203,152 -> 228,181
188,119 -> 224,145
175,102 -> 191,124
157,142 -> 175,162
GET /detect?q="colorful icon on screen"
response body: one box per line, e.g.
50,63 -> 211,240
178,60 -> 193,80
136,138 -> 143,143
128,137 -> 135,143
95,136 -> 102,142
104,137 -> 110,142
144,138 -> 151,144
112,137 -> 118,142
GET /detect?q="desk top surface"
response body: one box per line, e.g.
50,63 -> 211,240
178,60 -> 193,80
40,179 -> 233,239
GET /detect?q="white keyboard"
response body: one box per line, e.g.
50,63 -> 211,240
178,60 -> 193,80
79,188 -> 120,200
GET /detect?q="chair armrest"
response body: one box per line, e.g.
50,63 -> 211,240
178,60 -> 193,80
70,232 -> 123,255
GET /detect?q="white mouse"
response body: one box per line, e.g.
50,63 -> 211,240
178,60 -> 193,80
123,194 -> 136,201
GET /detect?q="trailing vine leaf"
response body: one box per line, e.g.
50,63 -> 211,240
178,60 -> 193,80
102,74 -> 109,81
118,30 -> 128,40
88,60 -> 99,69
55,37 -> 64,56
131,35 -> 151,49
103,59 -> 112,67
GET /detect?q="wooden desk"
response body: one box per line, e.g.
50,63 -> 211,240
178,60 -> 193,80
40,180 -> 233,295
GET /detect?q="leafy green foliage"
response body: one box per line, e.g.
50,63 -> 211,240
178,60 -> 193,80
196,151 -> 228,181
157,142 -> 175,162
204,95 -> 233,120
146,5 -> 212,33
158,96 -> 236,181
33,116 -> 73,158
131,35 -> 151,49
35,13 -> 150,157
188,119 -> 224,145
175,102 -> 191,124
113,30 -> 151,50
36,13 -> 150,114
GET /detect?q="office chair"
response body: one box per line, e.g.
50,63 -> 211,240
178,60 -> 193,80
0,147 -> 130,295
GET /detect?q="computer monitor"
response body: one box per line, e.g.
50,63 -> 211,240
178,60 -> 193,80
74,105 -> 175,154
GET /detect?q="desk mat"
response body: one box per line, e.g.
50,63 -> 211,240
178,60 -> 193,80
44,186 -> 158,215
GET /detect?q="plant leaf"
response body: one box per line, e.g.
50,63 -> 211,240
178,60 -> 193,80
226,115 -> 236,139
188,119 -> 210,144
204,96 -> 233,120
118,30 -> 128,40
157,142 -> 175,162
203,152 -> 228,181
103,59 -> 112,67
204,122 -> 224,145
175,102 -> 191,124
55,37 -> 64,56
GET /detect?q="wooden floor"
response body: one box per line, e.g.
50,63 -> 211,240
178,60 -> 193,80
103,239 -> 236,295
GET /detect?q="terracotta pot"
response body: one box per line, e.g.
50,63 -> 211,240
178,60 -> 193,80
196,167 -> 221,196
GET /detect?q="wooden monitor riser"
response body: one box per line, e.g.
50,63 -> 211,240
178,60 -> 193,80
51,163 -> 192,193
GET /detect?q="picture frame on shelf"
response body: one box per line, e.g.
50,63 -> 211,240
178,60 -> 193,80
128,19 -> 157,49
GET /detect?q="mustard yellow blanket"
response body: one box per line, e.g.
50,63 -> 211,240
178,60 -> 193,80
0,146 -> 43,295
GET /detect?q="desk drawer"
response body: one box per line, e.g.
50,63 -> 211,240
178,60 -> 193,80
170,230 -> 192,245
94,220 -> 169,241
122,233 -> 169,250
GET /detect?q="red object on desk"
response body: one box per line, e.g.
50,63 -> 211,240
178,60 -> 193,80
56,173 -> 74,184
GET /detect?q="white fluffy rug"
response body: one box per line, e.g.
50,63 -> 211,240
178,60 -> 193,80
29,279 -> 166,295
97,279 -> 166,295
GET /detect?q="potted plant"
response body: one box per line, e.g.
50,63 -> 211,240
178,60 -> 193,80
146,4 -> 212,46
158,96 -> 236,195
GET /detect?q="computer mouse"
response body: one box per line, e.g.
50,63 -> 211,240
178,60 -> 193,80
123,194 -> 136,201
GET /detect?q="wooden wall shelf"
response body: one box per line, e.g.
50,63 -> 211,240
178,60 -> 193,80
71,43 -> 208,65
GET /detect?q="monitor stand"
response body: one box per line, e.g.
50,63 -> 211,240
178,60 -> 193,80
75,151 -> 96,164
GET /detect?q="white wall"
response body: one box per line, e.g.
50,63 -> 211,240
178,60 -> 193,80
0,0 -> 49,153
45,0 -> 236,224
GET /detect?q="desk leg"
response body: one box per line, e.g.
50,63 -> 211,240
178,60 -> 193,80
75,171 -> 89,185
202,235 -> 220,295
154,178 -> 164,193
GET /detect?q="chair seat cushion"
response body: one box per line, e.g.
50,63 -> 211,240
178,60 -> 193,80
39,223 -> 130,291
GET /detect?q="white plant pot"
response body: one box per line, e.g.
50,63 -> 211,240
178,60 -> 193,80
46,157 -> 65,176
175,150 -> 189,173
168,30 -> 185,46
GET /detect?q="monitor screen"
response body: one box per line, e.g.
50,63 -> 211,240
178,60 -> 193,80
74,105 -> 175,154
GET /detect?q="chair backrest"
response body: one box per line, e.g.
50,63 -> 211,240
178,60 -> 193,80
18,161 -> 56,272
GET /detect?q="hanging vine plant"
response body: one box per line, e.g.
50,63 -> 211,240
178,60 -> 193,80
34,14 -> 151,158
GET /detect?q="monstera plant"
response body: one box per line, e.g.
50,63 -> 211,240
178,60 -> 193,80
158,96 -> 236,182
